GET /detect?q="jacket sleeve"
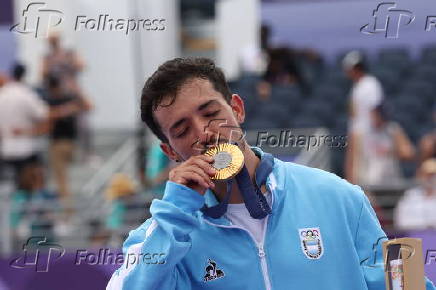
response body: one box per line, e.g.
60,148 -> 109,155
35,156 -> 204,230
106,181 -> 205,290
354,188 -> 436,290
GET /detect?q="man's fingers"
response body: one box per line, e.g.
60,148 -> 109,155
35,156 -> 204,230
169,154 -> 217,193
190,154 -> 214,164
184,171 -> 210,189
189,158 -> 216,176
185,166 -> 214,188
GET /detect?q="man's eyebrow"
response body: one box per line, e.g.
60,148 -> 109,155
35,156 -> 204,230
198,99 -> 219,111
170,118 -> 187,131
169,100 -> 220,131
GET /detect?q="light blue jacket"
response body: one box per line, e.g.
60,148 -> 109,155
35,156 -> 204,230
107,148 -> 435,289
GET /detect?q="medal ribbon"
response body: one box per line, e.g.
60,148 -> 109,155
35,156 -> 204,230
201,152 -> 274,219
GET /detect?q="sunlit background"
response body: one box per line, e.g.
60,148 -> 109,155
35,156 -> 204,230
0,0 -> 435,289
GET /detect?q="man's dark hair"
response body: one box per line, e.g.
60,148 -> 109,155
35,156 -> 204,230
11,63 -> 26,81
141,57 -> 232,143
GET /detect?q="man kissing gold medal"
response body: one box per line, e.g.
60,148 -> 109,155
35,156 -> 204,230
107,58 -> 436,290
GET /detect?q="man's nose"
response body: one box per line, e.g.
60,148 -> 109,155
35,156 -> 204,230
194,119 -> 216,148
198,125 -> 214,147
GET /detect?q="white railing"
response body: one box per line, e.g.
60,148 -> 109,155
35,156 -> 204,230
0,179 -> 13,256
74,137 -> 139,223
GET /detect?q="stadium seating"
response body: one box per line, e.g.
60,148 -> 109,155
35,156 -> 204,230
230,45 -> 435,182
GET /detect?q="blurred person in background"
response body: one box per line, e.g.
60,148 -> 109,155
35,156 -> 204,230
394,158 -> 436,230
144,136 -> 174,197
41,33 -> 96,164
257,47 -> 302,99
0,72 -> 8,87
10,162 -> 59,242
43,74 -> 92,232
239,24 -> 269,76
343,50 -> 384,135
0,72 -> 8,176
344,51 -> 384,184
105,173 -> 137,246
350,104 -> 415,188
41,33 -> 84,96
418,105 -> 436,165
0,63 -> 49,190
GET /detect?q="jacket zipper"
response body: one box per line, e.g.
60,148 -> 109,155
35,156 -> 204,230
257,215 -> 272,290
202,185 -> 275,290
203,219 -> 272,290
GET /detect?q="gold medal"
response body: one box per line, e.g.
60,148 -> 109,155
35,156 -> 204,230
204,143 -> 245,180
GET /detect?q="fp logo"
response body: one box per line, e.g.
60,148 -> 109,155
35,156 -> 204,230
360,2 -> 415,39
190,118 -> 246,153
9,236 -> 65,272
10,2 -> 63,38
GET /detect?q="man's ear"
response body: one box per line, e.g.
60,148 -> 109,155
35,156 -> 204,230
160,143 -> 181,162
230,94 -> 245,124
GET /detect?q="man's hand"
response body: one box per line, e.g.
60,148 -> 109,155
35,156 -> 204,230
169,155 -> 216,195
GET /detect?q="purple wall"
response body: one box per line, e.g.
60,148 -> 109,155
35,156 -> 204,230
0,0 -> 15,72
0,28 -> 16,72
0,251 -> 119,290
0,0 -> 13,25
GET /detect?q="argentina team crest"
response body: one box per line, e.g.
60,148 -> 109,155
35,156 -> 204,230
298,227 -> 324,259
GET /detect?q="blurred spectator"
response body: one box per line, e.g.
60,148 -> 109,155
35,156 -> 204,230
239,24 -> 270,75
239,45 -> 267,76
43,74 -> 92,217
394,158 -> 436,230
418,107 -> 436,165
343,50 -> 384,134
0,72 -> 8,88
41,33 -> 84,94
348,104 -> 415,187
0,63 -> 49,190
0,72 -> 8,176
144,137 -> 173,197
105,173 -> 137,243
41,33 -> 95,163
11,165 -> 59,241
257,47 -> 302,99
263,48 -> 301,85
344,51 -> 384,183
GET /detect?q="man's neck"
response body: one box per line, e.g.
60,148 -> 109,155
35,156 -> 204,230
211,144 -> 261,204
